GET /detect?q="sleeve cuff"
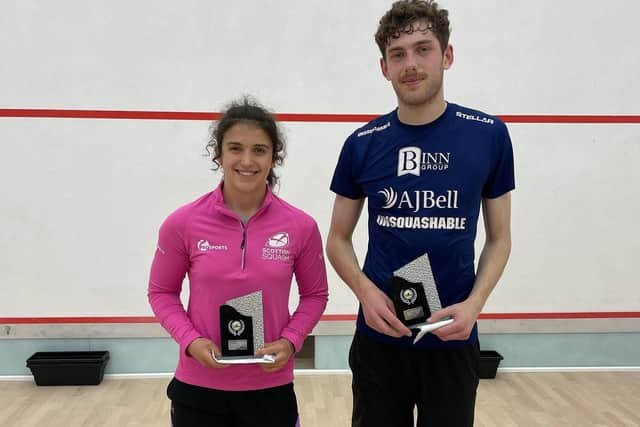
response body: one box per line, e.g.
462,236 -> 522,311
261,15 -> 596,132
179,331 -> 204,357
279,331 -> 302,353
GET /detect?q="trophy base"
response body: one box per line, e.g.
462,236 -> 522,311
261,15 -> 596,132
411,318 -> 454,344
212,353 -> 276,365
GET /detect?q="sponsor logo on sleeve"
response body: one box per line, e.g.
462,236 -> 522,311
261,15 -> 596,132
455,111 -> 494,125
357,121 -> 391,137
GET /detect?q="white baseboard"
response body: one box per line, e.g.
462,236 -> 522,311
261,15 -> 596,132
0,375 -> 33,381
3,366 -> 639,382
498,366 -> 640,373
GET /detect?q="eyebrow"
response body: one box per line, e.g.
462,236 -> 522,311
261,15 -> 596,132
388,39 -> 434,52
225,141 -> 270,148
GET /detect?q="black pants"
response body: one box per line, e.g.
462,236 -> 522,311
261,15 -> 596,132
168,378 -> 299,427
349,332 -> 480,427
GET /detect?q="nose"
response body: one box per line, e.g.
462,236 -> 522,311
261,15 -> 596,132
240,149 -> 253,165
404,52 -> 417,71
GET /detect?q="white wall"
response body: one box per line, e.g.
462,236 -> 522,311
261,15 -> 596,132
1,0 -> 638,316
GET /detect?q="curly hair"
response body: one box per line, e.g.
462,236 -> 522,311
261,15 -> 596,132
206,96 -> 286,188
375,0 -> 450,58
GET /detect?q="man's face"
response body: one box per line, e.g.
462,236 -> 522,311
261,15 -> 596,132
380,21 -> 453,108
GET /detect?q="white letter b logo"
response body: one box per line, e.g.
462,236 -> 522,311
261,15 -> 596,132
398,147 -> 421,177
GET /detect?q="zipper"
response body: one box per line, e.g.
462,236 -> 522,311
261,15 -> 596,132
240,222 -> 247,271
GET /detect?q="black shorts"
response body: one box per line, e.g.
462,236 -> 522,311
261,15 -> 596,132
167,378 -> 299,427
349,332 -> 480,427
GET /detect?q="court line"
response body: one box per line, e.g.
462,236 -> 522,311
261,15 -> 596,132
1,109 -> 637,325
1,312 -> 640,324
1,108 -> 640,123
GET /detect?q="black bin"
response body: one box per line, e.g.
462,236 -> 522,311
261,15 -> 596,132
479,350 -> 503,379
26,351 -> 110,386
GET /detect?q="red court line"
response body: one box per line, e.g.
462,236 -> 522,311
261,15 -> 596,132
0,109 -> 221,121
1,109 -> 639,123
0,109 -> 376,122
323,312 -> 640,321
0,317 -> 158,324
1,312 -> 639,324
478,312 -> 640,320
499,115 -> 640,124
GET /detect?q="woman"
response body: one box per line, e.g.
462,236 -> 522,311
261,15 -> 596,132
148,96 -> 329,427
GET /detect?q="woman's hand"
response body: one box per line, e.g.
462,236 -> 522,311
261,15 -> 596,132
186,337 -> 229,368
256,338 -> 295,372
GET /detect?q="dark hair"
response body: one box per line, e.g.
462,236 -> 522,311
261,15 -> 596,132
375,0 -> 450,58
206,96 -> 286,188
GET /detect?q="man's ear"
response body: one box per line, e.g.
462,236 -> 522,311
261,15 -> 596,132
380,57 -> 391,81
442,44 -> 454,70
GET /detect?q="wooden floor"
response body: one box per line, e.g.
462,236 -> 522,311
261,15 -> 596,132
2,372 -> 639,426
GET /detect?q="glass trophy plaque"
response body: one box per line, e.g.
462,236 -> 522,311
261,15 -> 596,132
216,290 -> 275,364
390,253 -> 454,343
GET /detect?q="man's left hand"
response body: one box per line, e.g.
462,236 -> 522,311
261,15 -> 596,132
429,300 -> 481,341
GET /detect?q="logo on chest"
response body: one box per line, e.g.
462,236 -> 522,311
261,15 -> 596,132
262,232 -> 292,262
398,147 -> 450,176
378,187 -> 459,211
197,240 -> 228,251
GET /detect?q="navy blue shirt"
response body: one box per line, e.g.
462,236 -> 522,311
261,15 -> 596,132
330,102 -> 515,348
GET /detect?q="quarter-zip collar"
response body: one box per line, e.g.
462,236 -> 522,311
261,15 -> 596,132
210,181 -> 275,223
210,181 -> 275,271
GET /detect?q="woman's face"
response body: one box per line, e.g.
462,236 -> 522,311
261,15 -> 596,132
219,123 -> 273,197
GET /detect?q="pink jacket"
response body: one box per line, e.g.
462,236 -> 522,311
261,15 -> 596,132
148,183 -> 328,391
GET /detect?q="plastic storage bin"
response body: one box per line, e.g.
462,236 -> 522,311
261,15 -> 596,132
26,351 -> 110,386
479,350 -> 503,379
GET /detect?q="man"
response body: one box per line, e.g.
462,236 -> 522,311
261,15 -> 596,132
326,1 -> 514,426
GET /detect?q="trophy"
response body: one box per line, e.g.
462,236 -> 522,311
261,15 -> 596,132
389,253 -> 454,343
217,290 -> 274,364
389,276 -> 430,326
